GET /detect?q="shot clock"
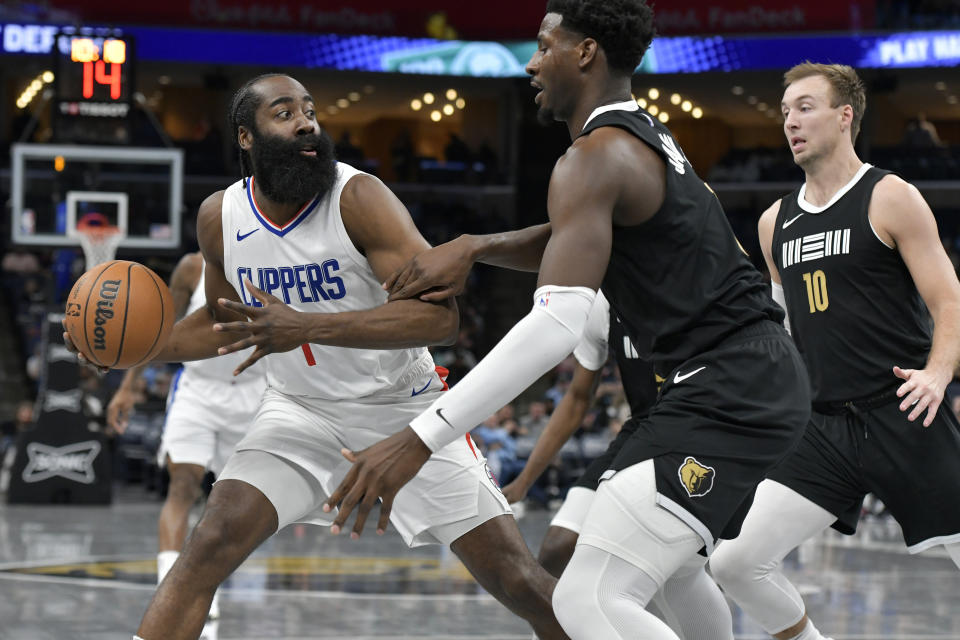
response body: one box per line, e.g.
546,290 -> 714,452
52,32 -> 135,143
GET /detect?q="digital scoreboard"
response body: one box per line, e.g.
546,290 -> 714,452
53,32 -> 135,143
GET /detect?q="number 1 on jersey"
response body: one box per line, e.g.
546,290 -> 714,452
801,270 -> 829,313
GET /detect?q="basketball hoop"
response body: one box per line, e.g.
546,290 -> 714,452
76,212 -> 125,270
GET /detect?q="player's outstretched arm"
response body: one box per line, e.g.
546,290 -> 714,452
385,224 -> 552,302
874,177 -> 960,426
324,132 -> 632,538
502,361 -> 601,504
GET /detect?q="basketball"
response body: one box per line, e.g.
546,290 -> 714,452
63,260 -> 175,369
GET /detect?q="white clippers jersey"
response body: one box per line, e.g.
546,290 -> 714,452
182,261 -> 264,385
220,164 -> 434,400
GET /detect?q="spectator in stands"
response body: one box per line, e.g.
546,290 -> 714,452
520,401 -> 550,437
903,112 -> 944,148
335,132 -> 365,168
444,133 -> 471,164
390,129 -> 416,182
471,413 -> 522,486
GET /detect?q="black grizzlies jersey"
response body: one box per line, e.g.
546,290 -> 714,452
608,312 -> 658,418
772,165 -> 931,403
581,106 -> 782,374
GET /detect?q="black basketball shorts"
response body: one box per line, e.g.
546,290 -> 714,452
768,395 -> 960,552
605,320 -> 811,552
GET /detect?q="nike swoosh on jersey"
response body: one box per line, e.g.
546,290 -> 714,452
436,408 -> 456,429
237,228 -> 260,241
781,214 -> 804,229
411,379 -> 432,396
674,366 -> 706,384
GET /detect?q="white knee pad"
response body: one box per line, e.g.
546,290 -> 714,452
554,544 -> 681,640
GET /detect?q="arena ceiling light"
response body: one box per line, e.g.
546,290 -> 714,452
410,98 -> 423,111
670,93 -> 681,105
446,89 -> 458,100
16,71 -> 54,110
658,111 -> 669,123
692,107 -> 703,119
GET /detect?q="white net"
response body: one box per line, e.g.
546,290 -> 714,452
77,226 -> 125,270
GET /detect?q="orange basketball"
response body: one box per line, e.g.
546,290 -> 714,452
64,260 -> 175,369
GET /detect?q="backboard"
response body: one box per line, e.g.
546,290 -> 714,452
10,143 -> 183,249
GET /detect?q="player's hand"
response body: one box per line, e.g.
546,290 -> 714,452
60,320 -> 110,375
384,236 -> 476,302
107,387 -> 138,434
213,280 -> 307,375
500,477 -> 531,505
323,426 -> 432,539
894,365 -> 950,427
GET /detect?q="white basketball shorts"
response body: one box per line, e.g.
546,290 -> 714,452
218,373 -> 510,548
158,367 -> 265,475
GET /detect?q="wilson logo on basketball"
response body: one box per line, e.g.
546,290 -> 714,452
92,279 -> 121,351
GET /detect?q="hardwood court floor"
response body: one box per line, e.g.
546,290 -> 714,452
0,487 -> 958,639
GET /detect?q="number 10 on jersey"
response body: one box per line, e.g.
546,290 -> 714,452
801,270 -> 829,313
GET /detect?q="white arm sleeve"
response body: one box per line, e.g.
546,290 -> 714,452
771,281 -> 790,335
572,290 -> 610,371
410,285 -> 596,452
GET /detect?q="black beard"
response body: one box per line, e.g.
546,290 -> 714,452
250,129 -> 337,205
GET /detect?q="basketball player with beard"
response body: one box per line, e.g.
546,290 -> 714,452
709,63 -> 960,640
65,74 -> 568,640
324,2 -> 810,638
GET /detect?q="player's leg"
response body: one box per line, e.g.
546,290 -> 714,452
537,526 -> 579,578
539,423 -> 639,577
709,480 -> 836,640
551,460 -> 703,639
156,458 -> 206,583
451,509 -> 569,639
538,486 -> 594,577
154,377 -> 220,586
137,450 -> 321,640
655,555 -> 733,640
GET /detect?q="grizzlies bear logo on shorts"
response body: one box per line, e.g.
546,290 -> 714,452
678,456 -> 715,497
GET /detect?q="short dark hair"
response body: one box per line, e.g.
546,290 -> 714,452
784,62 -> 866,143
228,73 -> 286,185
545,0 -> 655,75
